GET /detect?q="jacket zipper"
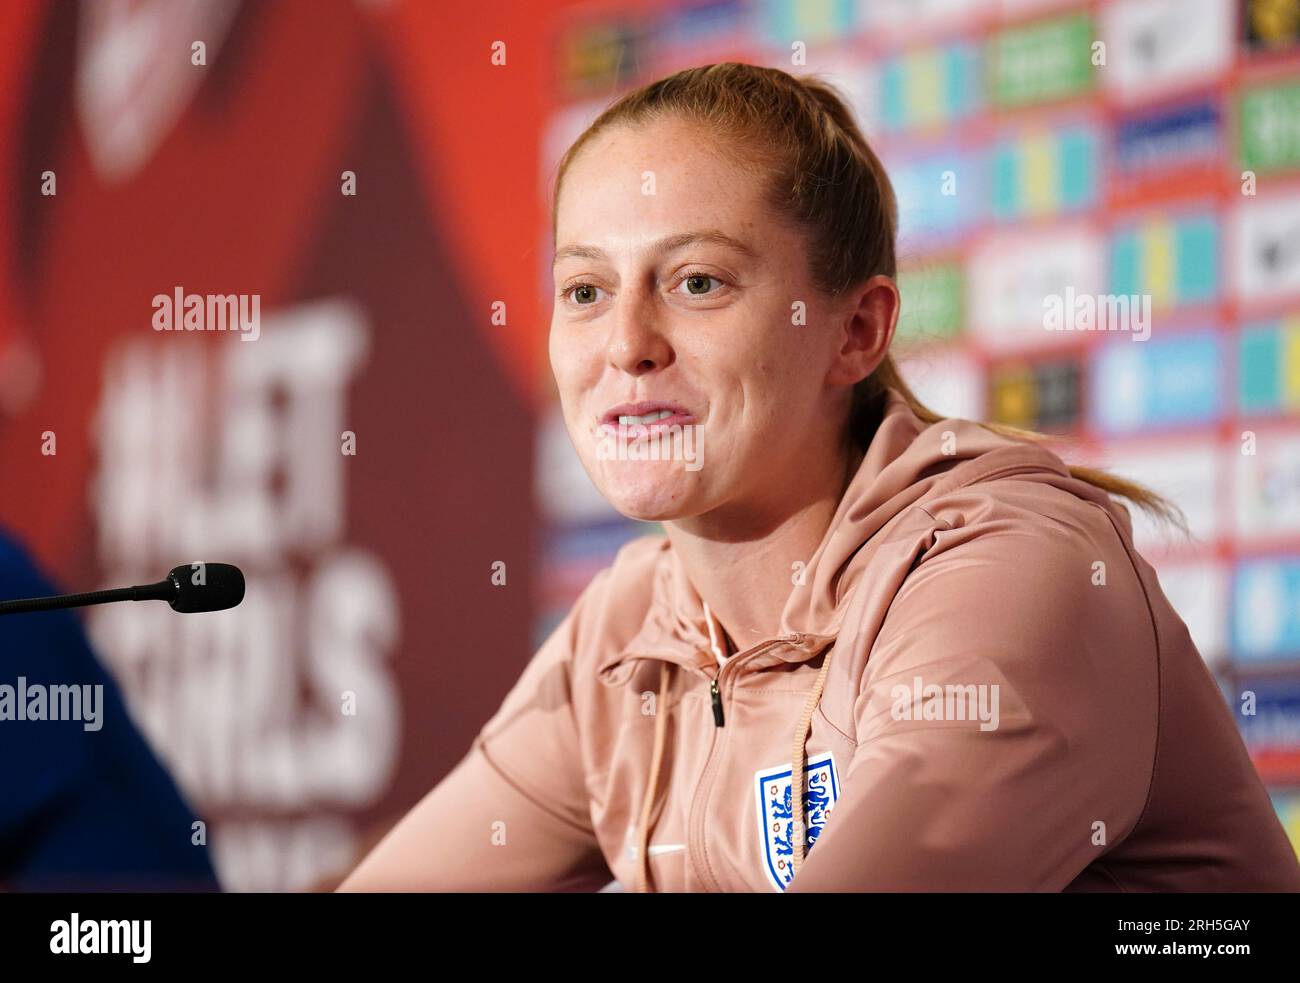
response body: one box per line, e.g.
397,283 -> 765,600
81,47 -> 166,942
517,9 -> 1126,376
688,638 -> 788,891
705,634 -> 798,727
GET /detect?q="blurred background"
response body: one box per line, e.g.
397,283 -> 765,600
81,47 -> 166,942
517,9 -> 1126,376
0,0 -> 1297,891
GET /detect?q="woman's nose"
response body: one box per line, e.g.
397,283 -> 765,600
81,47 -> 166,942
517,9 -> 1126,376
605,291 -> 674,376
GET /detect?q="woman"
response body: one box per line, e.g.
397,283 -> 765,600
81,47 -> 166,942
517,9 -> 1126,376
340,63 -> 1300,892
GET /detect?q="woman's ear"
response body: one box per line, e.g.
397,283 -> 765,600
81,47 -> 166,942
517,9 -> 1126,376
825,274 -> 899,387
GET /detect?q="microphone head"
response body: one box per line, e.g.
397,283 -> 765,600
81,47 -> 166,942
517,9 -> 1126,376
167,563 -> 245,613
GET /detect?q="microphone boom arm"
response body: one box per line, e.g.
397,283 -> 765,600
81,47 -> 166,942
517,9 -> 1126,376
0,579 -> 175,616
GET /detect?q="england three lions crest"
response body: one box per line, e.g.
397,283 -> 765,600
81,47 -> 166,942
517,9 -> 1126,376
754,751 -> 840,892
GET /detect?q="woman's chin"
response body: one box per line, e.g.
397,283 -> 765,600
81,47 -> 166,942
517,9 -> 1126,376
596,467 -> 700,522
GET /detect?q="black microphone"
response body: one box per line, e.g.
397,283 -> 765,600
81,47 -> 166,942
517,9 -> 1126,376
0,563 -> 245,616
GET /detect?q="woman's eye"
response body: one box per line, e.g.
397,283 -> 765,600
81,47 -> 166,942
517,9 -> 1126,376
677,273 -> 720,296
565,284 -> 603,305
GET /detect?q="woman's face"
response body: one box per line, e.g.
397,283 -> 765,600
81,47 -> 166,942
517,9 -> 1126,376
549,117 -> 881,524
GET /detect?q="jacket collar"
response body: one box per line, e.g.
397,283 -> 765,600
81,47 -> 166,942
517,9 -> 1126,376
597,537 -> 840,687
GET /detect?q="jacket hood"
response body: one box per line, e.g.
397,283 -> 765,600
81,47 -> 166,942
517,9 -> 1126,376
598,384 -> 1077,686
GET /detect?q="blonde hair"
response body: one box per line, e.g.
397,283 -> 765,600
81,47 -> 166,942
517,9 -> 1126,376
551,62 -> 1189,535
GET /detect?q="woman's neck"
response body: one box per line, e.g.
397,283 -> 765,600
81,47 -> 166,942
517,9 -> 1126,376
665,439 -> 865,653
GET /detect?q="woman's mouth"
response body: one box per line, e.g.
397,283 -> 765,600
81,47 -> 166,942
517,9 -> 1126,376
599,401 -> 698,439
619,409 -> 675,425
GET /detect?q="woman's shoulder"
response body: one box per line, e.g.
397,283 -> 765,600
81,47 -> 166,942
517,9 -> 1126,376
828,463 -> 1163,694
561,531 -> 671,657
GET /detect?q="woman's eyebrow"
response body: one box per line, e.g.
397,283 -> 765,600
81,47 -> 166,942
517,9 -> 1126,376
552,229 -> 758,267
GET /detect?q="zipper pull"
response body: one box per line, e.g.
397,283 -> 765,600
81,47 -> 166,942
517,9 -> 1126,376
710,676 -> 725,727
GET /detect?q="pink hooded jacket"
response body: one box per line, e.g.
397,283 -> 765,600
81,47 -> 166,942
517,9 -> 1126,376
341,386 -> 1300,892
